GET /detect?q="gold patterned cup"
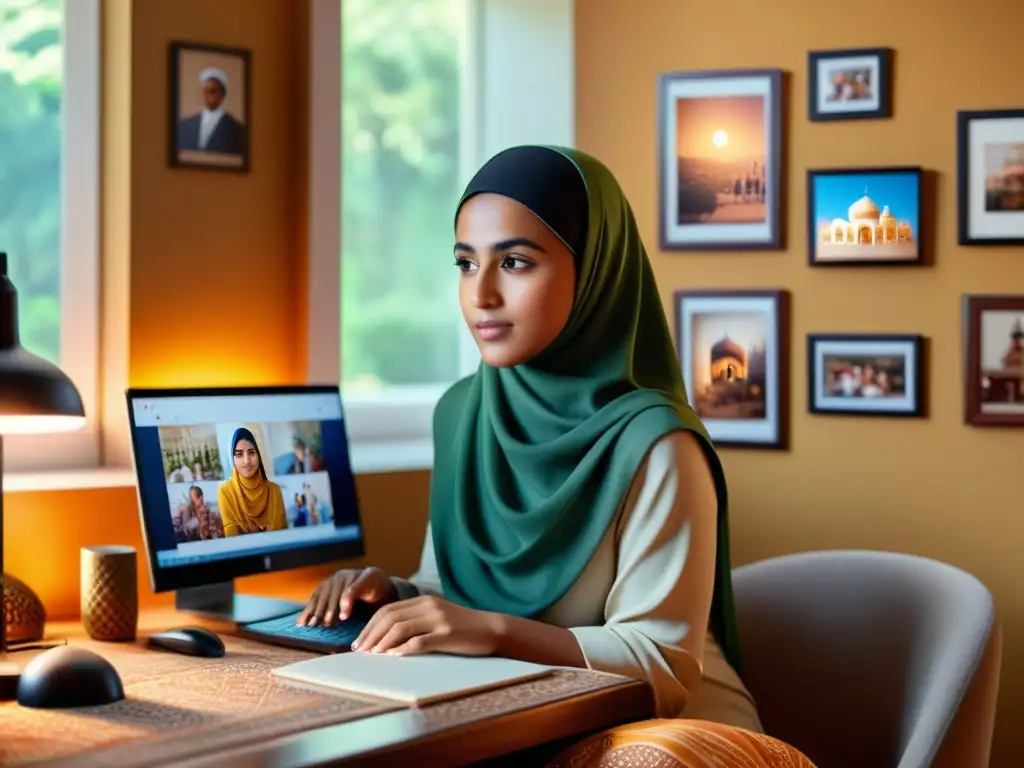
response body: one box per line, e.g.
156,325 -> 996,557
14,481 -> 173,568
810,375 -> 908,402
80,545 -> 138,642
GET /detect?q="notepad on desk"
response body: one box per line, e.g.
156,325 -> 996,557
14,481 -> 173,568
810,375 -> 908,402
272,652 -> 554,706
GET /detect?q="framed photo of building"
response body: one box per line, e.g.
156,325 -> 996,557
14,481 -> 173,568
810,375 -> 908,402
963,294 -> 1024,426
657,69 -> 784,251
807,166 -> 924,267
169,41 -> 251,173
808,47 -> 893,122
674,289 -> 789,449
807,334 -> 925,417
956,109 -> 1024,246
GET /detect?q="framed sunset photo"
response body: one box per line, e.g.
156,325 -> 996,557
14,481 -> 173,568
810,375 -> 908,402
658,69 -> 784,251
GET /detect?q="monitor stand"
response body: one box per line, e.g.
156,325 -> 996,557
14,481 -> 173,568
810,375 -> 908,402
174,582 -> 305,625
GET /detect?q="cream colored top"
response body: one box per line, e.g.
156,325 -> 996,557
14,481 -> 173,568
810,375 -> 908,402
392,431 -> 763,730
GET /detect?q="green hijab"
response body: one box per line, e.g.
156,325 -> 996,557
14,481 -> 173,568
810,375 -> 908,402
429,145 -> 741,675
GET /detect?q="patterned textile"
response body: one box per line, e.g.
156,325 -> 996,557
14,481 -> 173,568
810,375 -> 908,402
545,719 -> 818,768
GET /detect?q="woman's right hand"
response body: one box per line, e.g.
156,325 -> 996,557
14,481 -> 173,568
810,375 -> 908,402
297,567 -> 397,627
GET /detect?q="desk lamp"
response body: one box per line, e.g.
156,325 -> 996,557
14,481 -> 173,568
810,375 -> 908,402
0,251 -> 124,707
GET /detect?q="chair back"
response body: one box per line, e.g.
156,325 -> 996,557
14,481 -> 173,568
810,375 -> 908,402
732,550 -> 1000,768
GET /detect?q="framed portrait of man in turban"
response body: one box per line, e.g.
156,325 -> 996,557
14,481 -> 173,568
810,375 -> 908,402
169,41 -> 251,173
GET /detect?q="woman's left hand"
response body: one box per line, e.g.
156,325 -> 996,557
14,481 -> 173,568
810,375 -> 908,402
352,595 -> 503,657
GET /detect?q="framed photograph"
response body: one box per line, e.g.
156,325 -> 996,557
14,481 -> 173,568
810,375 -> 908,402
658,69 -> 783,251
807,166 -> 924,267
807,334 -> 925,417
956,109 -> 1024,246
674,289 -> 789,449
808,47 -> 892,122
169,41 -> 251,173
962,295 -> 1024,427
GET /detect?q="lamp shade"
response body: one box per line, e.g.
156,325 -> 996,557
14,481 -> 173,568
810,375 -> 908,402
0,252 -> 85,435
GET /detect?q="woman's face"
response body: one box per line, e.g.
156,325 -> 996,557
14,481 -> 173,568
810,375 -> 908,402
455,193 -> 576,368
233,438 -> 260,479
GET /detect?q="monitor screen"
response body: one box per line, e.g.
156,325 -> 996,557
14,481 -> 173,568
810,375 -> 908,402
127,386 -> 364,592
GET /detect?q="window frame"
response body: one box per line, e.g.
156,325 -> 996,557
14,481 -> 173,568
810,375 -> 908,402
306,0 -> 575,474
4,0 -> 101,475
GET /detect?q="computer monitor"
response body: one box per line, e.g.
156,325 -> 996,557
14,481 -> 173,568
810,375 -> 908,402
126,385 -> 365,623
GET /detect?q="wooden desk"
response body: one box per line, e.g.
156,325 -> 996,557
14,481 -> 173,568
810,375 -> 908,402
1,610 -> 653,767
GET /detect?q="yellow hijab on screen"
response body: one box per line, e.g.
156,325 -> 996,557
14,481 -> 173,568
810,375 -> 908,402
219,427 -> 286,535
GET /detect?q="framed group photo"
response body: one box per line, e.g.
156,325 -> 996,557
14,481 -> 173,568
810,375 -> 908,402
957,108 -> 1024,246
674,289 -> 789,449
808,47 -> 893,122
807,334 -> 925,418
169,41 -> 252,173
658,69 -> 784,251
807,166 -> 924,267
962,294 -> 1024,427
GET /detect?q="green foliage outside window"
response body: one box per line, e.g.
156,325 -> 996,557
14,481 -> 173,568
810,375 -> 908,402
340,0 -> 466,391
0,0 -> 63,364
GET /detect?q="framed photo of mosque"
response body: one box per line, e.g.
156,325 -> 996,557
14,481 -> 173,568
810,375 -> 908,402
956,109 -> 1024,246
808,47 -> 893,122
962,294 -> 1024,427
807,166 -> 924,267
657,69 -> 784,251
807,334 -> 925,418
674,289 -> 789,449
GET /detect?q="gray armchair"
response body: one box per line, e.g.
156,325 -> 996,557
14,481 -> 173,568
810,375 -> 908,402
733,550 -> 1002,768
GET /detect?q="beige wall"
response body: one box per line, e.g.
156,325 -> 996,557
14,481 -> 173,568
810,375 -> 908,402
576,0 -> 1023,764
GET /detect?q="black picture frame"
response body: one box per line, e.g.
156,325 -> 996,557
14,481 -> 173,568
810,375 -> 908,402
168,41 -> 252,174
673,288 -> 790,450
657,68 -> 785,252
956,108 -> 1024,246
806,166 -> 925,267
808,47 -> 893,122
807,333 -> 926,418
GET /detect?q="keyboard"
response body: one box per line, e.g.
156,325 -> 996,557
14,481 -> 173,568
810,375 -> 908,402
237,602 -> 377,654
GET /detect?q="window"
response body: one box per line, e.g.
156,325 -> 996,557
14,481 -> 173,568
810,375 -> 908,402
307,0 -> 574,473
0,0 -> 100,474
340,0 -> 470,393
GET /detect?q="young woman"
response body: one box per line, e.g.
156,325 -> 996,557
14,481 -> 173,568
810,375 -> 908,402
217,427 -> 288,537
298,145 -> 761,730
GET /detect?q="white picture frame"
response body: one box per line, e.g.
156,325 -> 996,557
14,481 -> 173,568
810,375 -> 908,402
674,289 -> 789,449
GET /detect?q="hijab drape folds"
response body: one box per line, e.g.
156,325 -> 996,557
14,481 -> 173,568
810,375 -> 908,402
430,146 -> 741,674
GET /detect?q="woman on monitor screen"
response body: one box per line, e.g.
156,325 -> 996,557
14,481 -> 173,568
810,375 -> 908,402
217,427 -> 287,536
298,147 -> 766,741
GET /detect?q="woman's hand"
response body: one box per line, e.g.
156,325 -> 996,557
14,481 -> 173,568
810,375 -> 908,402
352,595 -> 503,657
297,567 -> 397,627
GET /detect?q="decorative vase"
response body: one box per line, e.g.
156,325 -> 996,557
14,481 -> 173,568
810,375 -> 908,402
2,572 -> 46,644
80,546 -> 138,642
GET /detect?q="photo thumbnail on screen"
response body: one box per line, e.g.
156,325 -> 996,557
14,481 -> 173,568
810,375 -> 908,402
158,420 -> 336,544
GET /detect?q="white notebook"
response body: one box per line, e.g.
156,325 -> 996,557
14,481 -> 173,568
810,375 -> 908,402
272,652 -> 553,706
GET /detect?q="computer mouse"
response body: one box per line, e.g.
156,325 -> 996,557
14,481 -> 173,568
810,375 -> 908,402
17,646 -> 125,709
148,626 -> 226,658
